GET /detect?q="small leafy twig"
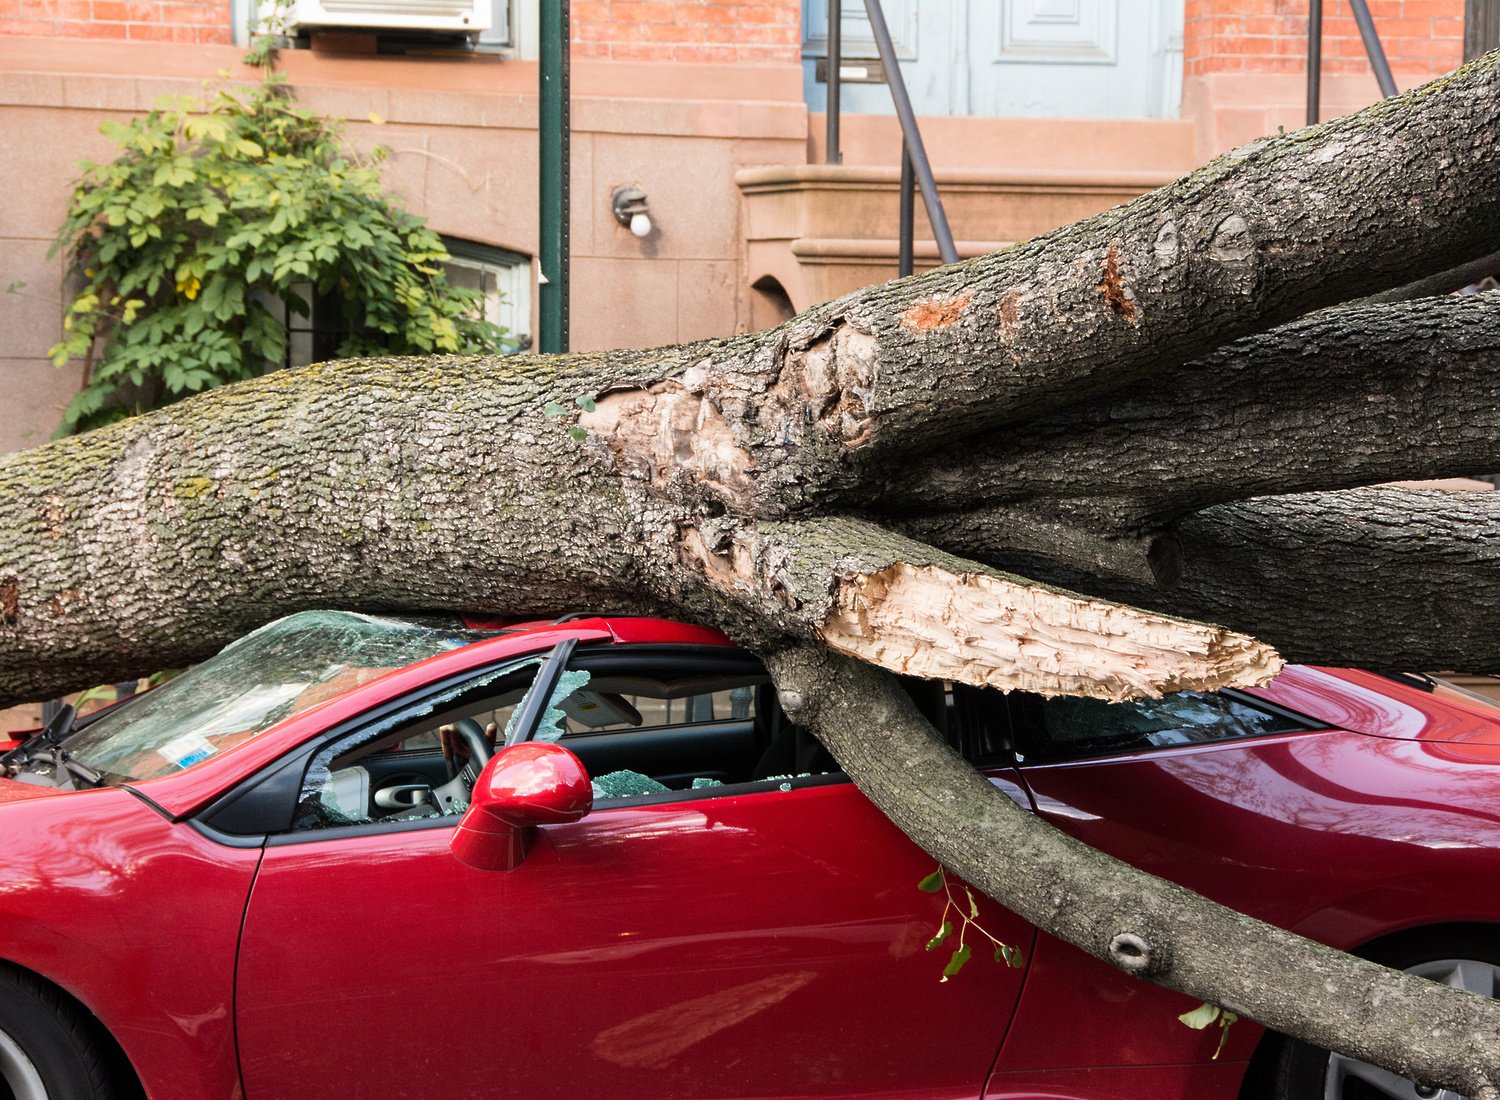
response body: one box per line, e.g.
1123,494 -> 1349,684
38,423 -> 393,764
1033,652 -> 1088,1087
918,865 -> 1024,982
543,394 -> 597,442
1178,1001 -> 1239,1059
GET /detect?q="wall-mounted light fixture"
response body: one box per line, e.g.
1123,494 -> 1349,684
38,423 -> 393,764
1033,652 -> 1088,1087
611,186 -> 652,238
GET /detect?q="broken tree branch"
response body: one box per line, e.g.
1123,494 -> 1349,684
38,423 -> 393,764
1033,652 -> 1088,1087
768,645 -> 1500,1099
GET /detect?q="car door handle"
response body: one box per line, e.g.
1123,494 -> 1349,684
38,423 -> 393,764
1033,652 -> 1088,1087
374,784 -> 432,810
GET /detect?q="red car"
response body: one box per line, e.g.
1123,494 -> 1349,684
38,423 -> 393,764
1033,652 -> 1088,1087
0,610 -> 1497,1100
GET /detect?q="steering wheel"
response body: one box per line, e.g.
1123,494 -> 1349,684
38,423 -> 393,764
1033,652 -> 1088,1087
440,718 -> 494,778
430,718 -> 496,815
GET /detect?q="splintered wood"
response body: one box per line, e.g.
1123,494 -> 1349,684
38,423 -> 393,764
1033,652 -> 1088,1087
818,562 -> 1282,701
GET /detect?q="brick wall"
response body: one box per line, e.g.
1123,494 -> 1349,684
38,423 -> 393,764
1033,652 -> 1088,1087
0,0 -> 231,43
0,0 -> 802,61
1186,0 -> 1464,78
571,0 -> 800,63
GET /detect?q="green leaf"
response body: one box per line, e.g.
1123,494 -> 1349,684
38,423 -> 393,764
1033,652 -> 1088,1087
965,887 -> 979,920
4,281 -> 25,294
924,921 -> 953,952
1213,1011 -> 1238,1060
574,394 -> 597,413
995,944 -> 1023,968
940,944 -> 972,981
567,426 -> 588,443
542,402 -> 568,418
1178,1002 -> 1222,1030
917,869 -> 945,893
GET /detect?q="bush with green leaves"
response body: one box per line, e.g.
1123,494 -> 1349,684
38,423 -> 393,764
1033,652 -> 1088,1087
49,74 -> 508,433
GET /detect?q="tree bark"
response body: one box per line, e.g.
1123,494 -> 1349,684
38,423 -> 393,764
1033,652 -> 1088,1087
4,51 -> 1500,1097
909,488 -> 1500,672
889,294 -> 1500,530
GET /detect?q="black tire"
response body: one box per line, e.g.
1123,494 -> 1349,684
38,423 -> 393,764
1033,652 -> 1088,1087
0,966 -> 115,1099
1263,927 -> 1500,1100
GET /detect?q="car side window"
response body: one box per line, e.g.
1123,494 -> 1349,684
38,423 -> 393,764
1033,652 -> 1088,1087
277,646 -> 844,835
291,659 -> 545,831
534,648 -> 838,801
1011,689 -> 1309,763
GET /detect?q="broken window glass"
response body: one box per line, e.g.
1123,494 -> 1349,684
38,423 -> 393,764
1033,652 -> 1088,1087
294,658 -> 542,831
68,611 -> 490,783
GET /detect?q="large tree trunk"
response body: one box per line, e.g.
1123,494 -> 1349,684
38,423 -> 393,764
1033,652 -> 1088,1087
6,50 -> 1500,1096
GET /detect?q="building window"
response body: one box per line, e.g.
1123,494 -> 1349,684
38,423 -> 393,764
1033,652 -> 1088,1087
277,238 -> 532,369
440,238 -> 532,352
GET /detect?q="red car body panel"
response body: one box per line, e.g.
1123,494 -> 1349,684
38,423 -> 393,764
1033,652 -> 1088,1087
984,1062 -> 1248,1099
1,616 -> 1498,1099
1000,726 -> 1500,1089
235,779 -> 1034,1100
1250,665 -> 1500,745
0,785 -> 255,1100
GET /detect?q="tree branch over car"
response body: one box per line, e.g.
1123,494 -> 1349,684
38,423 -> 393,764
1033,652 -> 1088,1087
5,49 -> 1500,1099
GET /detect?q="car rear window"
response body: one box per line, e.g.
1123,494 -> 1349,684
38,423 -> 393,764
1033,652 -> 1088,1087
1015,690 -> 1308,762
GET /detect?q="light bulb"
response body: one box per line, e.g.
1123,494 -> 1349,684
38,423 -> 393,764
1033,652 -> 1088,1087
629,212 -> 652,238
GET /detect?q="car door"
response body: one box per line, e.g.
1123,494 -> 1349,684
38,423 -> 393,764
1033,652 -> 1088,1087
985,686 -> 1322,1081
233,642 -> 1034,1099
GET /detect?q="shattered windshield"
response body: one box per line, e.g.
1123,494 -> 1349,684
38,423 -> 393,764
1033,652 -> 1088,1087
67,611 -> 487,782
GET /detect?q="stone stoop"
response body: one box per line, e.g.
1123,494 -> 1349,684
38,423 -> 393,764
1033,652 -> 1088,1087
738,162 -> 1183,317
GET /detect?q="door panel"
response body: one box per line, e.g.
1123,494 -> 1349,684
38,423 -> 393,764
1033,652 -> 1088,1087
236,779 -> 1033,1099
803,0 -> 1184,120
802,0 -> 956,116
969,0 -> 1182,119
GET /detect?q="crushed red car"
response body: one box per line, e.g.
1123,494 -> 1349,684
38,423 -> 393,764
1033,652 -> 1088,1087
0,609 -> 1496,1099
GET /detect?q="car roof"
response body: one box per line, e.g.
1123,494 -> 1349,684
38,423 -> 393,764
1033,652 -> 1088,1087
460,614 -> 736,648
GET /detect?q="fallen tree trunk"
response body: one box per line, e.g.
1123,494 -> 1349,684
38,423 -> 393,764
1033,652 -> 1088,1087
5,50 -> 1500,1097
891,294 -> 1500,529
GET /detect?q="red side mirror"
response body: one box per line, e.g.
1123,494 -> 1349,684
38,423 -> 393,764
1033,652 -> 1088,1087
450,742 -> 593,871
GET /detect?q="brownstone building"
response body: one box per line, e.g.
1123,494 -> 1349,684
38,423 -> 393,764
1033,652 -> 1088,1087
0,1 -> 1473,453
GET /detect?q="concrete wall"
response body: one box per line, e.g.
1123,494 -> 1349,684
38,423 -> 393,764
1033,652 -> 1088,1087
0,37 -> 805,452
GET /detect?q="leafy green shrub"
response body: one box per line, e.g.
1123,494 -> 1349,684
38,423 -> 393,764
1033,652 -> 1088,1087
49,74 -> 508,433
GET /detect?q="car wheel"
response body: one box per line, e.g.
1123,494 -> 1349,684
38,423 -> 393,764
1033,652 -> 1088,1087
0,967 -> 116,1099
1270,932 -> 1500,1100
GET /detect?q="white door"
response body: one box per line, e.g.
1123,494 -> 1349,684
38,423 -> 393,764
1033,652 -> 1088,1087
802,0 -> 1185,120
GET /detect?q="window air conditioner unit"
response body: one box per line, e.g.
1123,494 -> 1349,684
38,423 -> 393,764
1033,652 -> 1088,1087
284,0 -> 489,35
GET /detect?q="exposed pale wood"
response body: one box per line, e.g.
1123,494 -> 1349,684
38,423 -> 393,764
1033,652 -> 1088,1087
819,561 -> 1278,701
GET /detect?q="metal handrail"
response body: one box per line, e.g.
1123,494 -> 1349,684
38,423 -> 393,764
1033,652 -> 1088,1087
825,0 -> 842,165
1307,0 -> 1396,124
822,0 -> 958,270
864,0 -> 959,266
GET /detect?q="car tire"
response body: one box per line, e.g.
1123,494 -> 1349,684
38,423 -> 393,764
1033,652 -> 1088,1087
0,966 -> 116,1099
1266,929 -> 1500,1100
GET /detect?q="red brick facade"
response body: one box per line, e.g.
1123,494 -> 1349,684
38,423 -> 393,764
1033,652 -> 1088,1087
0,0 -> 1463,73
0,0 -> 802,61
0,0 -> 229,43
1186,0 -> 1464,78
572,1 -> 800,63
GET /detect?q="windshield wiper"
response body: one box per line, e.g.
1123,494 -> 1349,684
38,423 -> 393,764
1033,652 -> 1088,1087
1,705 -> 107,789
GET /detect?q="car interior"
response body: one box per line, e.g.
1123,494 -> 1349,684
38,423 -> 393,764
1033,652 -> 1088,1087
295,647 -> 843,831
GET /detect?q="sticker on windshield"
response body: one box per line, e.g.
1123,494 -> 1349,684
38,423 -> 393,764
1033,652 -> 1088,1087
156,731 -> 217,769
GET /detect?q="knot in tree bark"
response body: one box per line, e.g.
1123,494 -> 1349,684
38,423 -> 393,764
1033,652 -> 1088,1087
1108,931 -> 1168,977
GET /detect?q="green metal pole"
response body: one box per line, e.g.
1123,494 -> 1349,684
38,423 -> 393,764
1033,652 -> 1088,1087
539,0 -> 569,353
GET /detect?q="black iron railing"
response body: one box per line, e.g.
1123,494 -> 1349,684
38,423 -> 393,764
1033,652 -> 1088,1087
824,0 -> 958,277
1307,0 -> 1397,125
